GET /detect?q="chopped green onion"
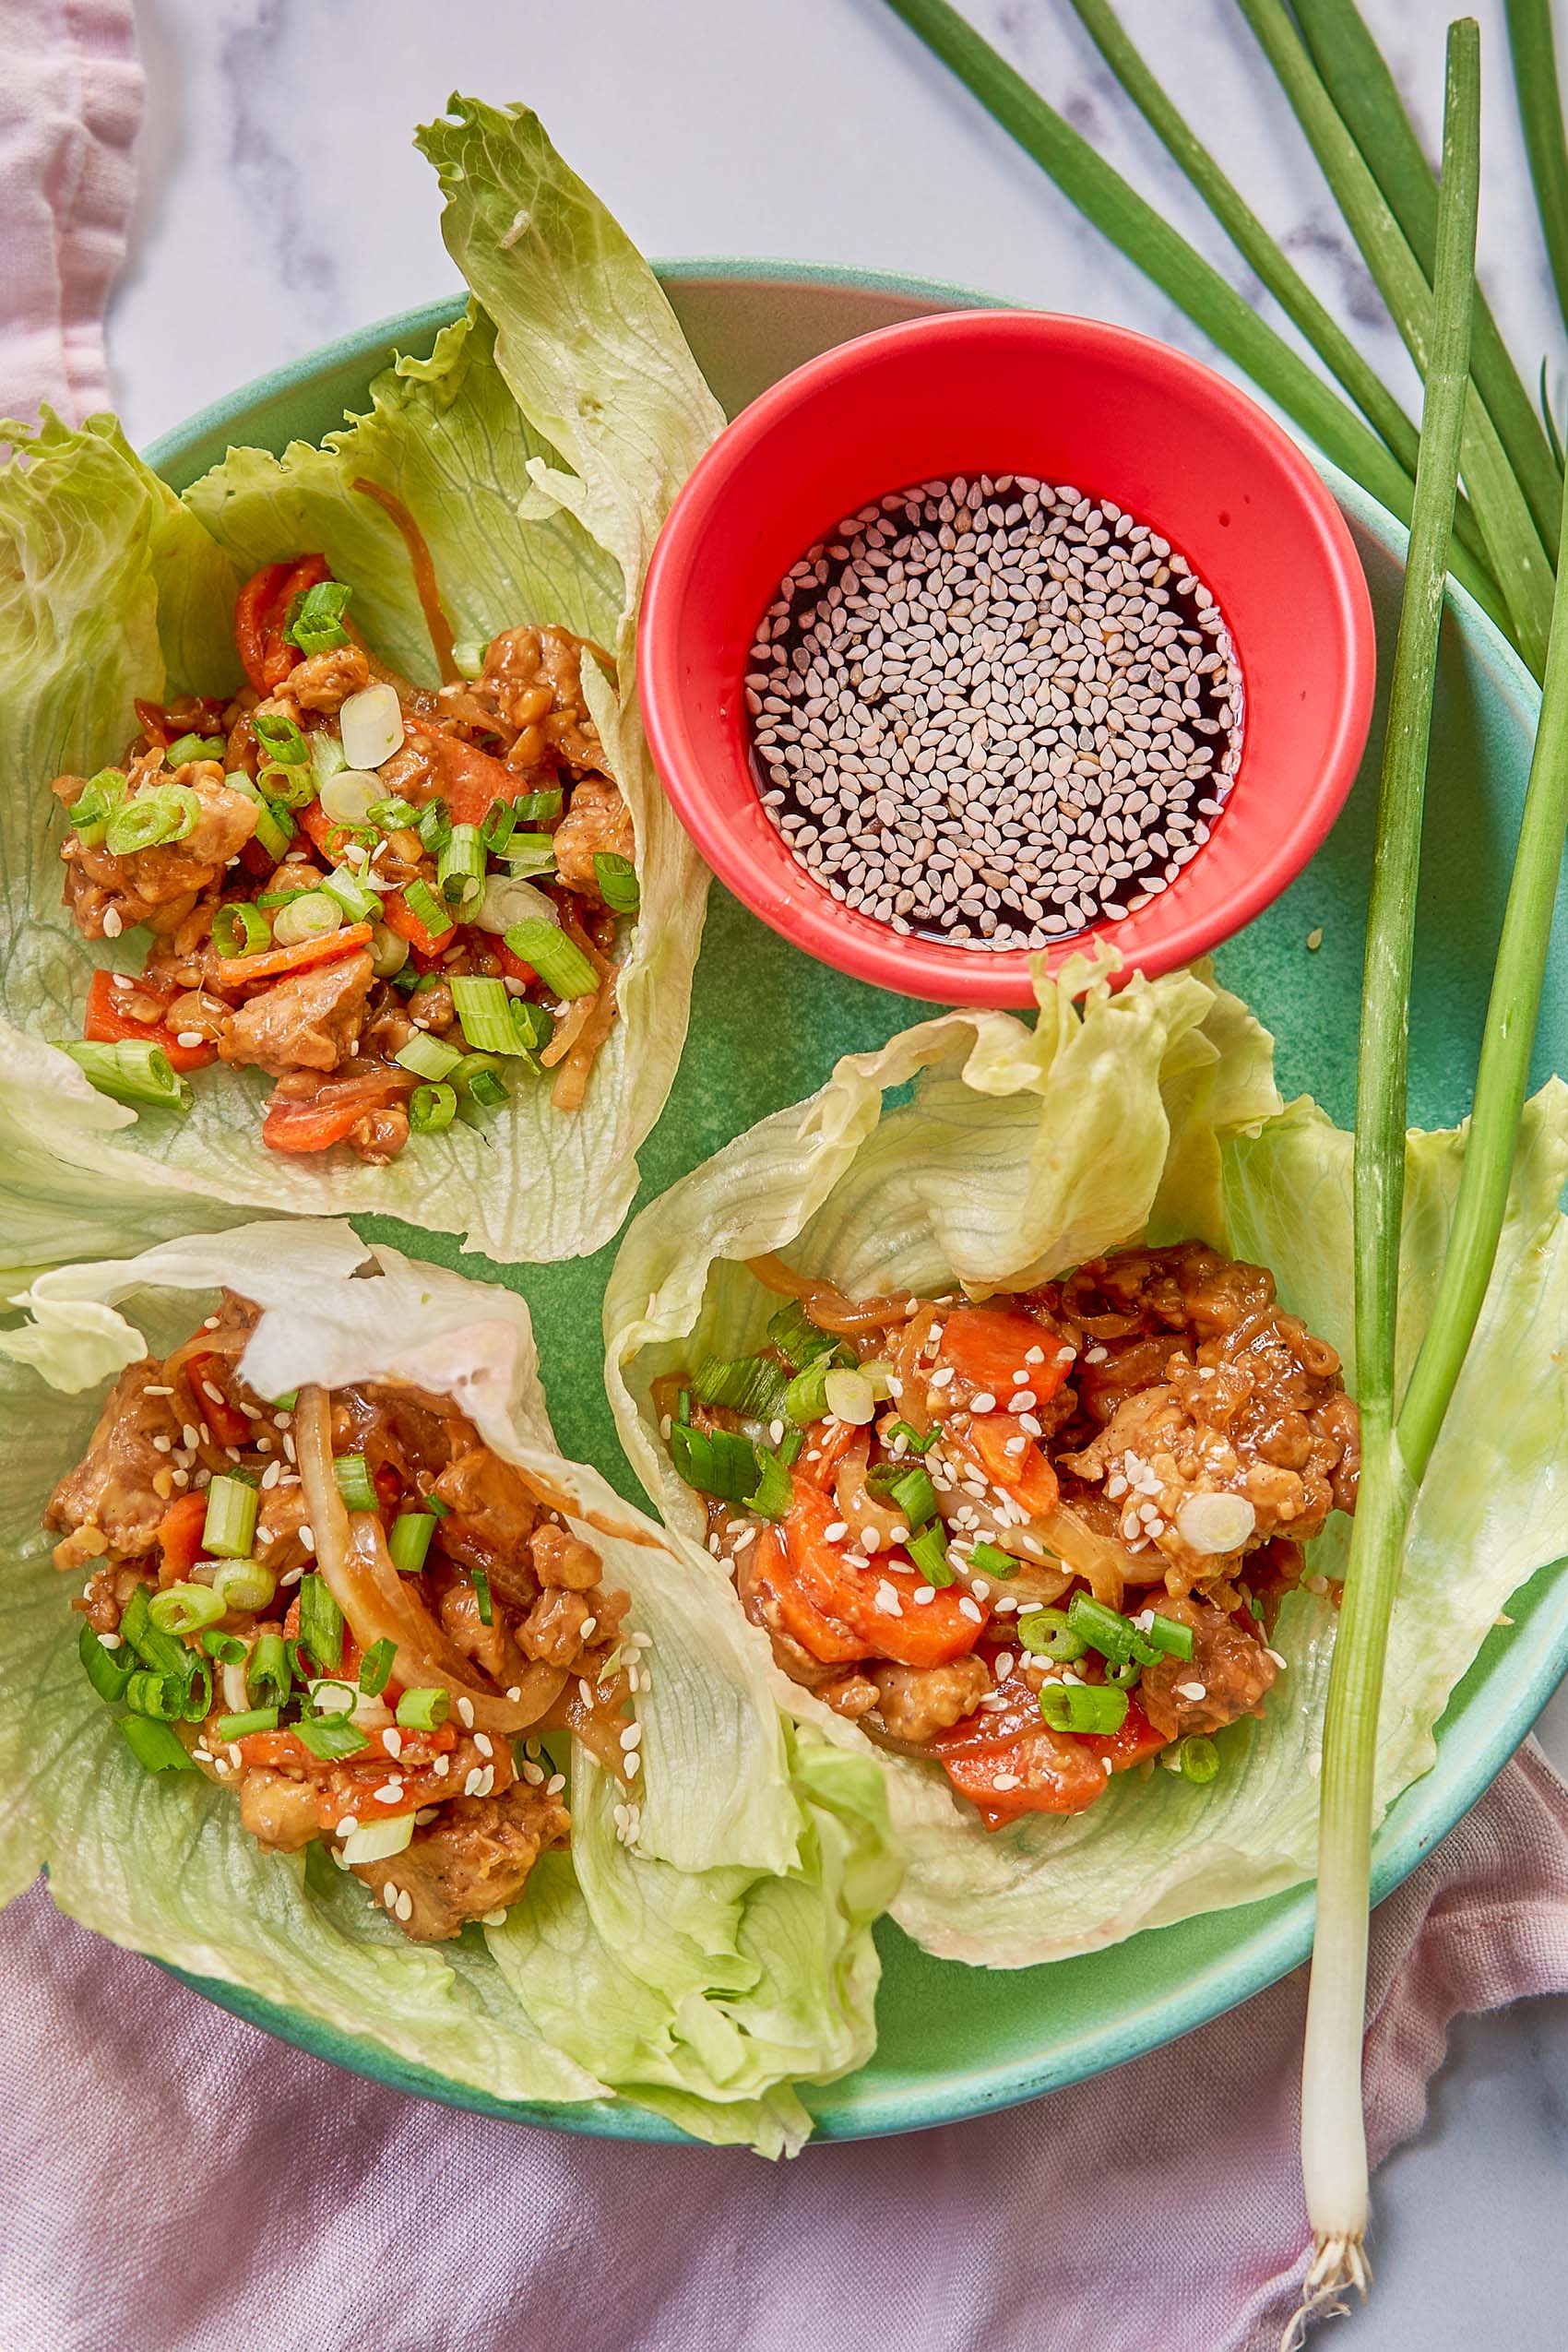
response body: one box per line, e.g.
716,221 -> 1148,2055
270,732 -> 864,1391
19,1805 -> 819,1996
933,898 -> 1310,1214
67,767 -> 127,843
670,1422 -> 760,1504
118,1584 -> 189,1682
1017,1607 -> 1087,1662
452,640 -> 488,681
885,1465 -> 939,1527
965,1539 -> 1019,1580
148,1582 -> 226,1637
1178,1733 -> 1220,1784
298,1571 -> 344,1675
253,710 -> 309,765
884,1418 -> 940,1454
782,1357 -> 834,1425
1139,1612 -> 1195,1661
1039,1681 -> 1129,1736
389,1512 -> 436,1574
410,1081 -> 457,1134
449,1053 -> 509,1111
253,797 -> 296,861
449,973 -> 542,1056
210,1558 -> 277,1613
417,799 -> 453,857
285,578 -> 353,653
765,1300 -> 838,1368
124,1668 -> 186,1721
333,1453 -> 378,1513
470,1565 -> 493,1625
165,732 -> 226,766
217,1706 -> 279,1741
395,1031 -> 463,1082
271,890 -> 344,947
504,830 -> 558,878
78,1621 -> 133,1704
513,788 -> 563,824
481,800 -> 517,854
438,822 -> 485,909
745,1447 -> 794,1521
104,783 -> 201,855
396,1685 -> 450,1729
58,1041 -> 192,1116
593,851 -> 640,913
201,1472 -> 259,1561
257,762 -> 318,810
358,1637 -> 397,1696
270,1389 -> 300,1412
320,866 -> 381,923
121,1716 -> 195,1772
370,922 -> 410,980
200,1629 -> 247,1663
213,902 -> 272,957
777,1426 -> 804,1468
367,795 -> 422,832
907,1522 -> 955,1587
502,918 -> 598,1000
293,1712 -> 369,1761
422,1493 -> 451,1519
181,1654 -> 212,1723
1107,1655 -> 1143,1689
402,876 -> 453,939
824,1365 -> 876,1426
246,1631 -> 291,1709
1066,1592 -> 1146,1668
693,1351 -> 792,1420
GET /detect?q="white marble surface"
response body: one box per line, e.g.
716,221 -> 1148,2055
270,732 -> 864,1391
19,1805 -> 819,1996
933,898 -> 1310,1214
109,1 -> 1568,2341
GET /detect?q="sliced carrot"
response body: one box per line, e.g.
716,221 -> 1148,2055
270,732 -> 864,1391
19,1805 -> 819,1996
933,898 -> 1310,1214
956,1414 -> 1061,1516
82,968 -> 217,1074
261,1069 -> 410,1155
183,1351 -> 251,1448
781,1479 -> 987,1669
405,714 -> 516,826
938,1306 -> 1074,1405
934,1676 -> 1109,1827
215,922 -> 373,988
156,1491 -> 211,1584
749,1527 -> 863,1665
235,554 -> 329,695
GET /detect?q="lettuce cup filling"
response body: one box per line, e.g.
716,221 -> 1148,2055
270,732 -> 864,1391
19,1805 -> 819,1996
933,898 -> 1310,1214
605,958 -> 1568,1967
0,1220 -> 897,2151
0,99 -> 721,1260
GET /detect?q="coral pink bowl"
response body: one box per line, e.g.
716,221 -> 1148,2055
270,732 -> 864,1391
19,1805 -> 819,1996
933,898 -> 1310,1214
638,310 -> 1375,1006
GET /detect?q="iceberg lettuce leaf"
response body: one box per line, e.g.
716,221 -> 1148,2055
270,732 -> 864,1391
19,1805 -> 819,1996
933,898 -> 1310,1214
0,1218 -> 896,2144
604,960 -> 1568,1966
0,101 -> 722,1264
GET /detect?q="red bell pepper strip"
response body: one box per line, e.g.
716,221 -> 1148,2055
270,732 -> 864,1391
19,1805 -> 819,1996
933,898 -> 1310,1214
82,968 -> 217,1074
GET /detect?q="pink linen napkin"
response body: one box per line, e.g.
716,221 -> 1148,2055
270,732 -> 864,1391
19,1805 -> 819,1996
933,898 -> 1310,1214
1,1744 -> 1564,2352
6,10 -> 1568,2350
0,0 -> 142,425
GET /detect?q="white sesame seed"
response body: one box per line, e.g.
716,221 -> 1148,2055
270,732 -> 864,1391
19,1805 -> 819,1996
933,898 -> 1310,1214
957,1596 -> 983,1623
456,1697 -> 474,1728
546,1772 -> 566,1795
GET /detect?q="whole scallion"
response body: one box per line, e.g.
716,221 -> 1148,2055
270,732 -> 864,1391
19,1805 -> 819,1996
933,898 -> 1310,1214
1298,25 -> 1480,2323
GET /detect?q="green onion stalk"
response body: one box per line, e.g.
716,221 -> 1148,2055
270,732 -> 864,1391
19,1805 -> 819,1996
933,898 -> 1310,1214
1298,24 -> 1568,2337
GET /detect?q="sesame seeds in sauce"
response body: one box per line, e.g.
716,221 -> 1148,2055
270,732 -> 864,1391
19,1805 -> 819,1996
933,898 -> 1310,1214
747,472 -> 1242,947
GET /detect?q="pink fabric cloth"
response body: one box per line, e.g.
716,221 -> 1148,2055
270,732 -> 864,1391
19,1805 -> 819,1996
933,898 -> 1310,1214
5,12 -> 1568,2349
0,0 -> 142,423
2,1745 -> 1565,2351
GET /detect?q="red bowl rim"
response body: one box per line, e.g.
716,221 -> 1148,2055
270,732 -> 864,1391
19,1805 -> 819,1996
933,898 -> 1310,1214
639,309 -> 1376,1006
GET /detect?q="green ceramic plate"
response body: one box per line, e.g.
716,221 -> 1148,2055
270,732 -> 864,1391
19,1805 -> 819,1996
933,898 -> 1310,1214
142,265 -> 1568,2142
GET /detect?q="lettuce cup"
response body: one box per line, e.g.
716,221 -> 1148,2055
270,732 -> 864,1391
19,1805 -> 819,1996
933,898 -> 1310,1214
606,958 -> 1568,1966
0,100 -> 720,1261
0,1221 -> 897,2151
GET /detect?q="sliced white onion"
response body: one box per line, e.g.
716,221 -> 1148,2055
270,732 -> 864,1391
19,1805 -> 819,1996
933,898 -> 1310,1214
341,1812 -> 414,1866
1176,1491 -> 1257,1555
220,1658 -> 250,1714
309,1678 -> 358,1716
473,872 -> 560,935
825,1367 -> 876,1426
273,891 -> 344,947
339,682 -> 405,770
369,921 -> 410,979
320,768 -> 384,827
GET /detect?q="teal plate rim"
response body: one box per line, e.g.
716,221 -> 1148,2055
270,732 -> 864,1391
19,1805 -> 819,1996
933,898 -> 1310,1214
137,259 -> 1566,2145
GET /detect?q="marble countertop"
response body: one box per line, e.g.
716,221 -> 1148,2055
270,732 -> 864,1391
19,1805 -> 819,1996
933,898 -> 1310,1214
112,2 -> 1568,2341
